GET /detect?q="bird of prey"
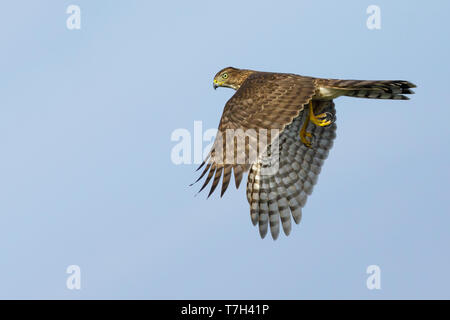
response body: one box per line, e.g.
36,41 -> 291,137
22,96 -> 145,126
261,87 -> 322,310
194,67 -> 415,240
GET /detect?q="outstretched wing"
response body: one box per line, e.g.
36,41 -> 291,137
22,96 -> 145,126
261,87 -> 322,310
247,100 -> 337,239
195,72 -> 317,197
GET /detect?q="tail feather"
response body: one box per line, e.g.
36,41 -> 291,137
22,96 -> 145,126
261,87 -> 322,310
320,79 -> 416,100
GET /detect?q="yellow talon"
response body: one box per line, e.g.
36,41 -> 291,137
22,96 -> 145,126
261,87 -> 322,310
309,102 -> 332,127
299,101 -> 333,147
315,112 -> 329,119
300,130 -> 312,148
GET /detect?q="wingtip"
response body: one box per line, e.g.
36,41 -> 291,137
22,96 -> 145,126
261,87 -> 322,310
259,228 -> 268,239
196,161 -> 206,172
189,176 -> 202,187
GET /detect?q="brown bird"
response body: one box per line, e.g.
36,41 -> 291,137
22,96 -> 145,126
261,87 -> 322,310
194,67 -> 415,240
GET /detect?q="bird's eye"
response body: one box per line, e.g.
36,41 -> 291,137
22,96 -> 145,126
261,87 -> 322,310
222,73 -> 228,79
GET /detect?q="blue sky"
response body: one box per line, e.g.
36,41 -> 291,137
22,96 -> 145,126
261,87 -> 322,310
0,0 -> 449,299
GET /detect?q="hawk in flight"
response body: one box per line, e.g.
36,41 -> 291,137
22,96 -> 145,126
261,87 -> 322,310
194,67 -> 415,240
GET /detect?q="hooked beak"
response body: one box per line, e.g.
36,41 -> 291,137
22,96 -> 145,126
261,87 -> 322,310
213,79 -> 219,90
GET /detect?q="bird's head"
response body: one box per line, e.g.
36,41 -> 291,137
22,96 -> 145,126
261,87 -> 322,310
213,67 -> 254,91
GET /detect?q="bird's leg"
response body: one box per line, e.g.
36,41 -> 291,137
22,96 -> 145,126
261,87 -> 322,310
309,101 -> 333,127
299,106 -> 313,148
300,101 -> 335,147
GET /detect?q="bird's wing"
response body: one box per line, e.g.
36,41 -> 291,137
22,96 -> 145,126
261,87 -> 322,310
247,100 -> 337,239
195,72 -> 317,197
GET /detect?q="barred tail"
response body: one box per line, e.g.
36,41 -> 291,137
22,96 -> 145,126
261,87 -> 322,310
320,79 -> 416,100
